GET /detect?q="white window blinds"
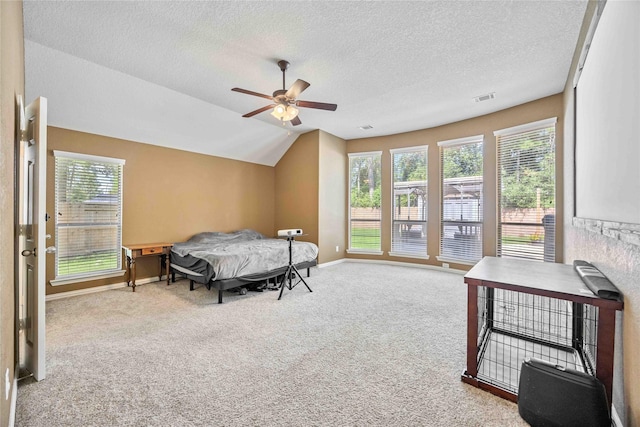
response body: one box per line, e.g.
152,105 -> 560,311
438,136 -> 483,263
495,118 -> 556,262
390,146 -> 428,257
348,152 -> 382,253
54,151 -> 125,279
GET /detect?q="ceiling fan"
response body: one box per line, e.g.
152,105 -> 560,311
231,60 -> 337,126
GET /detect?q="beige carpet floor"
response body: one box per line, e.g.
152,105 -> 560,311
16,262 -> 528,426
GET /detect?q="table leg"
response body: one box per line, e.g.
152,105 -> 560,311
158,255 -> 163,281
131,258 -> 137,292
126,255 -> 132,287
164,254 -> 170,286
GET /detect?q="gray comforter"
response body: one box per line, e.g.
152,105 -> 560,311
171,229 -> 319,281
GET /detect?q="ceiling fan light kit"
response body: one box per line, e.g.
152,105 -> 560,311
271,104 -> 299,121
232,59 -> 337,126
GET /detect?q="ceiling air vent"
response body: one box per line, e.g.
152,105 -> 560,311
474,92 -> 496,103
358,125 -> 374,130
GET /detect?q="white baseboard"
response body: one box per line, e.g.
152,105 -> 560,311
344,258 -> 467,275
8,371 -> 17,427
46,276 -> 168,301
48,259 -> 461,300
317,258 -> 346,269
611,404 -> 622,427
47,257 -> 463,300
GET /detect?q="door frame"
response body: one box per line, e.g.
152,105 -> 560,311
16,96 -> 47,381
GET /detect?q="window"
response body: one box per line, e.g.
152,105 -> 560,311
390,146 -> 428,258
495,118 -> 556,262
438,136 -> 484,263
348,151 -> 382,254
53,151 -> 125,283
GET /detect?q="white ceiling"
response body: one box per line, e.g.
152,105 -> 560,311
23,1 -> 587,166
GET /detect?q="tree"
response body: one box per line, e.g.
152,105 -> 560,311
442,143 -> 483,179
394,151 -> 426,182
350,155 -> 381,208
393,151 -> 427,209
59,158 -> 121,203
500,131 -> 555,209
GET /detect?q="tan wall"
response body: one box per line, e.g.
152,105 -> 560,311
46,127 -> 275,295
274,129 -> 347,265
0,0 -> 24,423
318,130 -> 347,264
562,2 -> 639,425
274,130 -> 320,249
346,94 -> 564,270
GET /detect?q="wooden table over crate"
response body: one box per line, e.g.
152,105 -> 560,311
123,243 -> 173,292
461,256 -> 623,406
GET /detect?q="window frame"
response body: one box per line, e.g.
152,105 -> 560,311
389,145 -> 429,259
436,135 -> 484,265
494,117 -> 557,262
347,151 -> 383,255
51,150 -> 126,286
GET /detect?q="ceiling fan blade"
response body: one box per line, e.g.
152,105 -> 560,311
296,100 -> 338,111
232,87 -> 273,101
285,79 -> 310,100
242,104 -> 275,118
290,116 -> 302,126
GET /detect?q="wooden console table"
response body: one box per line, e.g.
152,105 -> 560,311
123,243 -> 173,292
461,256 -> 623,408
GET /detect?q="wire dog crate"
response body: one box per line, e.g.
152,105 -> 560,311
475,287 -> 598,394
461,257 -> 623,406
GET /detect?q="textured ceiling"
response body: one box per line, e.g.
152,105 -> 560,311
23,1 -> 587,166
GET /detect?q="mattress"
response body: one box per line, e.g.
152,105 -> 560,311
170,229 -> 319,283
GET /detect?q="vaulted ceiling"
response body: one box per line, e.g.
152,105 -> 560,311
23,1 -> 587,166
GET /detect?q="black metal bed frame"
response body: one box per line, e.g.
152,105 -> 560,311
170,260 -> 316,304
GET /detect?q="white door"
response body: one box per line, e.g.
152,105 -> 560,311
17,96 -> 48,381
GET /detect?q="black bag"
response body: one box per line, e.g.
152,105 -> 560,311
518,358 -> 610,427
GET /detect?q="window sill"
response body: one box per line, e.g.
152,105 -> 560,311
50,269 -> 125,286
435,256 -> 478,266
388,252 -> 430,260
346,249 -> 384,256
